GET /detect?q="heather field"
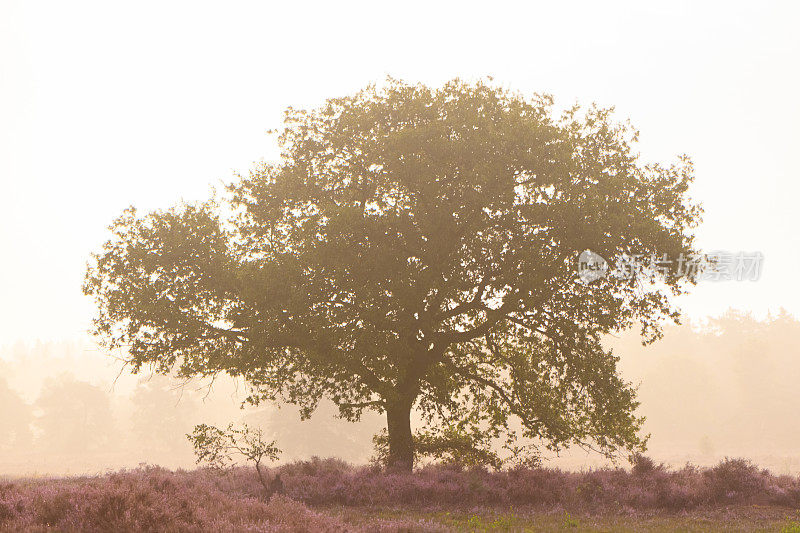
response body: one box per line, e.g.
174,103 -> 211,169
2,457 -> 800,532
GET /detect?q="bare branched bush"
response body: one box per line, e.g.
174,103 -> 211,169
187,423 -> 281,496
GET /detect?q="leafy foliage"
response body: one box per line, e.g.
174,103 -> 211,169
373,423 -> 504,470
85,78 -> 701,469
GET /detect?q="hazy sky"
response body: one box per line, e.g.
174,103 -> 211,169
1,1 -> 799,345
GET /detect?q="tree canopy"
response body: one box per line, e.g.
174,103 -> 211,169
84,79 -> 701,471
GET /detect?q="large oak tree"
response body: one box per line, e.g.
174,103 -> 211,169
85,79 -> 701,471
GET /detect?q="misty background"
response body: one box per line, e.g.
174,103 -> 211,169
2,310 -> 798,476
2,1 -> 799,476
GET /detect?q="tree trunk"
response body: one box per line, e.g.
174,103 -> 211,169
385,399 -> 414,473
254,460 -> 269,493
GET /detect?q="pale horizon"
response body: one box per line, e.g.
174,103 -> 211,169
2,1 -> 800,346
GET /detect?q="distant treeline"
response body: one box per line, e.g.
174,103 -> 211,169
610,308 -> 800,473
0,343 -> 380,475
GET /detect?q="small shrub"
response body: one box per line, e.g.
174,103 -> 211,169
187,423 -> 281,495
630,453 -> 664,476
563,511 -> 580,528
704,458 -> 766,503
